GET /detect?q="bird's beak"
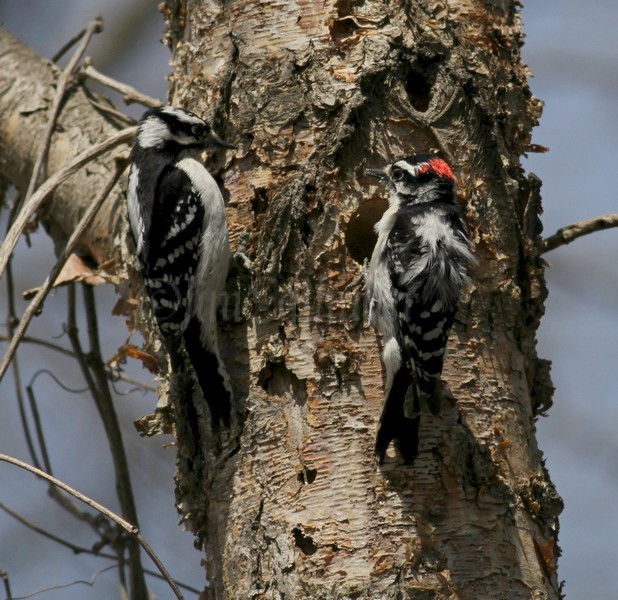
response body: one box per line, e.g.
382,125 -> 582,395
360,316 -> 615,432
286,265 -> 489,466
364,168 -> 388,181
207,132 -> 237,150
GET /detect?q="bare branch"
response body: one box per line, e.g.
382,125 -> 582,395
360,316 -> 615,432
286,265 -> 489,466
106,370 -> 157,394
50,23 -> 91,63
0,335 -> 157,392
0,334 -> 74,357
0,500 -> 106,557
68,282 -> 148,598
0,158 -> 129,381
4,197 -> 43,471
23,17 -> 103,203
82,62 -> 163,109
0,453 -> 135,532
0,126 -> 136,281
0,29 -> 137,267
25,385 -> 54,474
29,369 -> 89,394
1,570 -> 13,600
542,213 -> 618,253
12,564 -> 119,599
87,98 -> 136,125
0,454 -> 185,600
0,501 -> 200,594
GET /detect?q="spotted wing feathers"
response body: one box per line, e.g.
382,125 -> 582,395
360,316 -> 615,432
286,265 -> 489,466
140,166 -> 203,337
386,204 -> 469,417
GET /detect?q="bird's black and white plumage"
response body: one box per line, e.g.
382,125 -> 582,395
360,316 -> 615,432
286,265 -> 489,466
126,106 -> 235,427
365,154 -> 475,463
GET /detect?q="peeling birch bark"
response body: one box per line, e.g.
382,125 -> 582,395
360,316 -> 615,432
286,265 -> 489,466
160,1 -> 562,598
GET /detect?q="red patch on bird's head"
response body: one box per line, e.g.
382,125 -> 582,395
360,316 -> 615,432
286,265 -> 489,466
428,158 -> 455,180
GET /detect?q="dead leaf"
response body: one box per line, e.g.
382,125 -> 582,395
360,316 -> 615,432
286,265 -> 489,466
107,339 -> 160,375
22,253 -> 107,299
125,344 -> 160,374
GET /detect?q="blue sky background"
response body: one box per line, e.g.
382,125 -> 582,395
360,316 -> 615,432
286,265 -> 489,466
523,2 -> 618,597
0,1 -> 616,598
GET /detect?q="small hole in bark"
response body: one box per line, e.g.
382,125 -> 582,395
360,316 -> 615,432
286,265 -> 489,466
330,0 -> 360,43
292,527 -> 318,555
330,18 -> 360,43
258,362 -> 308,404
297,466 -> 318,485
250,187 -> 269,217
405,56 -> 440,113
344,196 -> 387,265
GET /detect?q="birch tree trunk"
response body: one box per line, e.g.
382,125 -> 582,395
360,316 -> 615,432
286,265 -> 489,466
160,1 -> 562,598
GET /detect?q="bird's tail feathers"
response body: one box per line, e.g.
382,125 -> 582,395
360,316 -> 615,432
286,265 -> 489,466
375,366 -> 420,464
183,316 -> 233,428
406,365 -> 442,417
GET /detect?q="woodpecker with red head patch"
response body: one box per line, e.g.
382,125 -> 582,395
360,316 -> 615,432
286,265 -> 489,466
365,154 -> 474,463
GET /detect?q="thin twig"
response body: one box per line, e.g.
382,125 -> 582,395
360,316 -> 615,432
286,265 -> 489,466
106,370 -> 157,394
0,126 -> 136,281
0,454 -> 135,532
23,17 -> 103,204
4,199 -> 43,471
79,282 -> 148,599
29,368 -> 89,394
541,213 -> 618,253
43,455 -> 101,526
0,158 -> 129,381
42,285 -> 116,530
0,335 -> 157,391
51,25 -> 88,63
0,502 -> 201,594
0,454 -> 185,600
0,501 -> 108,557
87,98 -> 136,125
12,565 -> 118,600
81,63 -> 163,108
1,570 -> 13,600
0,334 -> 73,357
25,385 -> 54,474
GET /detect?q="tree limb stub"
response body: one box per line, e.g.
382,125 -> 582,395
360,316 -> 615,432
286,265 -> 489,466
0,28 -> 133,267
542,213 -> 618,253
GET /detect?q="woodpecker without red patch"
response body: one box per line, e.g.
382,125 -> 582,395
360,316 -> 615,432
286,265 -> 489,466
127,106 -> 235,428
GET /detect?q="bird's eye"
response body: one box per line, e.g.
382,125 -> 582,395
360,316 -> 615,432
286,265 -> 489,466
392,168 -> 405,181
191,124 -> 208,138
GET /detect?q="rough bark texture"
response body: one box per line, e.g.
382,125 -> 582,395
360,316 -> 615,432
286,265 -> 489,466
159,1 -> 562,599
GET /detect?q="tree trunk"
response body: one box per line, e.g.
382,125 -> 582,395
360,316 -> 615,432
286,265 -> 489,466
160,1 -> 561,598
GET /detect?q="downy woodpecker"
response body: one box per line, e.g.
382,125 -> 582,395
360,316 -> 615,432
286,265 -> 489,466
365,154 -> 474,463
127,106 -> 235,427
